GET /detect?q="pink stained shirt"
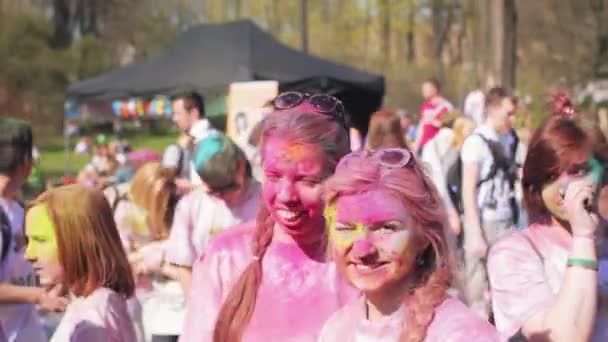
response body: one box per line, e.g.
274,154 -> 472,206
50,287 -> 137,342
181,223 -> 359,342
418,99 -> 453,151
318,296 -> 502,342
487,222 -> 608,341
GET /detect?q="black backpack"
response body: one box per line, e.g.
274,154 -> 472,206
446,133 -> 517,215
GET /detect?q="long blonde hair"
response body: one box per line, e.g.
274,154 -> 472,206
28,185 -> 134,298
450,116 -> 476,149
129,162 -> 177,240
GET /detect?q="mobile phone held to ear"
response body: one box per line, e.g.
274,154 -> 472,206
560,182 -> 593,212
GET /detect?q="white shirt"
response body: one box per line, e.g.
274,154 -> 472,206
0,198 -> 45,342
51,288 -> 137,342
188,118 -> 220,185
461,125 -> 513,222
421,128 -> 456,210
464,89 -> 485,126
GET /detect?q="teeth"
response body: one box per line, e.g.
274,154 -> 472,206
277,210 -> 302,220
352,263 -> 385,270
355,264 -> 372,270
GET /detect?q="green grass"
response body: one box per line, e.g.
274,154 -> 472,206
38,133 -> 178,180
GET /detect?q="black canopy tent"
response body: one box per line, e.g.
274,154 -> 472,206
66,19 -> 385,134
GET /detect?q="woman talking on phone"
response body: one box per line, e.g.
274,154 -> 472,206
487,94 -> 608,341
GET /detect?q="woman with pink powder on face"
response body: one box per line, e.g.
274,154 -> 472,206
181,92 -> 358,342
319,148 -> 501,342
487,94 -> 608,341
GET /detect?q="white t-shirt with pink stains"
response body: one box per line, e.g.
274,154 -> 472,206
50,287 -> 136,342
488,223 -> 608,341
318,296 -> 501,341
165,180 -> 260,267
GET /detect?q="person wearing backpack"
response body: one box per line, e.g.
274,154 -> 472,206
460,87 -> 518,320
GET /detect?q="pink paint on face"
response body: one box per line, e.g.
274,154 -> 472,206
330,190 -> 422,294
262,136 -> 326,238
351,239 -> 375,257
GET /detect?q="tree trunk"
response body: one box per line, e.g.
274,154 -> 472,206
432,0 -> 455,84
381,0 -> 391,65
300,0 -> 308,53
406,0 -> 416,63
52,0 -> 72,48
235,0 -> 242,18
478,0 -> 517,90
79,0 -> 99,36
591,0 -> 608,77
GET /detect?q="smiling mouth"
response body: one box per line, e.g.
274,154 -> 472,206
276,209 -> 306,222
349,261 -> 389,272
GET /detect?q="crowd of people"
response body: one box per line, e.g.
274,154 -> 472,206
0,79 -> 606,342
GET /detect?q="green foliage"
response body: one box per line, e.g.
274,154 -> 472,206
2,0 -> 607,140
0,11 -> 116,137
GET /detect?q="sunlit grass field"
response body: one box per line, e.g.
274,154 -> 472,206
38,133 -> 178,180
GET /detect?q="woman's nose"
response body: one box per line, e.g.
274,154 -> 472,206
277,180 -> 297,203
351,239 -> 376,258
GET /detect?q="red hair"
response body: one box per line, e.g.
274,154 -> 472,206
523,93 -> 608,223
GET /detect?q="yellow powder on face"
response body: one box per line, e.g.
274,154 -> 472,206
25,204 -> 59,262
325,205 -> 365,252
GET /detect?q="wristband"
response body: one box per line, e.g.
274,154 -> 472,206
566,258 -> 598,271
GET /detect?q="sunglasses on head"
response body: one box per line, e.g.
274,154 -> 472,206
272,91 -> 350,130
337,148 -> 437,206
337,148 -> 414,171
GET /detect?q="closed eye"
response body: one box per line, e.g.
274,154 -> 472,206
28,236 -> 46,243
299,178 -> 320,186
375,221 -> 406,233
334,223 -> 355,231
265,173 -> 280,182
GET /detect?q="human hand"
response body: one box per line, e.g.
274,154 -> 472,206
36,284 -> 68,312
130,242 -> 165,276
465,233 -> 488,259
562,178 -> 600,236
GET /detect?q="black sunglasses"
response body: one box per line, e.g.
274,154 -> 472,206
272,91 -> 350,130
